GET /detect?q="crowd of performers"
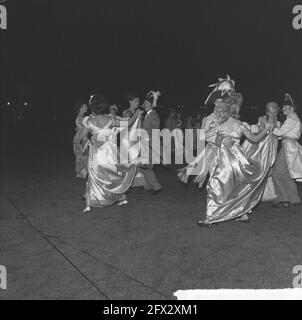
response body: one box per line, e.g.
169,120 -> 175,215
73,75 -> 302,227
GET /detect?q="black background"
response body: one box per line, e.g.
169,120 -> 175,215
1,0 -> 302,121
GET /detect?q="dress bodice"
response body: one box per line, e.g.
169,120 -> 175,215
83,115 -> 113,142
219,117 -> 246,140
204,113 -> 220,143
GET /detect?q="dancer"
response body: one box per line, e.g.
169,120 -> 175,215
199,105 -> 273,226
271,94 -> 302,208
178,76 -> 274,227
73,100 -> 89,179
82,94 -> 142,212
178,77 -> 234,187
138,92 -> 163,194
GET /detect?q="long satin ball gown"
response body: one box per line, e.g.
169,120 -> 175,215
83,115 -> 141,209
179,116 -> 276,225
242,123 -> 278,202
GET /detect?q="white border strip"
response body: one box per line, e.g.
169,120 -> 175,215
174,289 -> 302,300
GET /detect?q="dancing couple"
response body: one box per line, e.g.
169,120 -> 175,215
178,76 -> 302,228
73,92 -> 163,212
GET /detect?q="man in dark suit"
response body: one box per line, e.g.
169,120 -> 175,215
138,95 -> 163,194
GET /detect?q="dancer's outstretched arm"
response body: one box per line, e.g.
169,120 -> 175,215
115,110 -> 143,130
242,122 -> 272,143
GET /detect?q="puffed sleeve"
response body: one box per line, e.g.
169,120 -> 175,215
241,122 -> 251,130
240,122 -> 251,136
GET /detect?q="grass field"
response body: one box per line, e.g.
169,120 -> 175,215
1,150 -> 302,299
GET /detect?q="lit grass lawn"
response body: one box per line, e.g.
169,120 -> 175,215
1,154 -> 302,299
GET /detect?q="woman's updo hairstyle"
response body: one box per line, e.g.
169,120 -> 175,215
89,94 -> 108,115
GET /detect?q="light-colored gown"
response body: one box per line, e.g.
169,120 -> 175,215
242,119 -> 278,202
121,109 -> 148,188
83,115 -> 140,208
203,117 -> 276,224
178,112 -> 220,187
179,115 -> 276,224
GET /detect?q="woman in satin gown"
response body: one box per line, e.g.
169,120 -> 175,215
179,100 -> 274,227
82,94 -> 142,213
73,101 -> 89,178
178,97 -> 227,187
196,103 -> 274,227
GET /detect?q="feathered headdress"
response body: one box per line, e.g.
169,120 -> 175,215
204,75 -> 236,105
88,93 -> 108,108
284,93 -> 295,108
146,91 -> 161,107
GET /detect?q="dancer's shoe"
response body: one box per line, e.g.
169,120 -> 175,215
196,221 -> 213,228
272,201 -> 290,209
117,199 -> 128,206
83,206 -> 91,213
235,215 -> 250,223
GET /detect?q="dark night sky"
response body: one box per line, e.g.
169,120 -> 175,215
1,0 -> 302,115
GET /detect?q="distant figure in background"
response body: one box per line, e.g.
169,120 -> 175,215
73,100 -> 89,178
109,104 -> 119,118
271,94 -> 302,208
122,92 -> 140,118
183,114 -> 197,155
108,104 -> 126,127
185,115 -> 194,129
195,113 -> 202,129
176,110 -> 184,130
164,108 -> 178,131
163,108 -> 183,163
192,113 -> 202,152
138,93 -> 163,194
